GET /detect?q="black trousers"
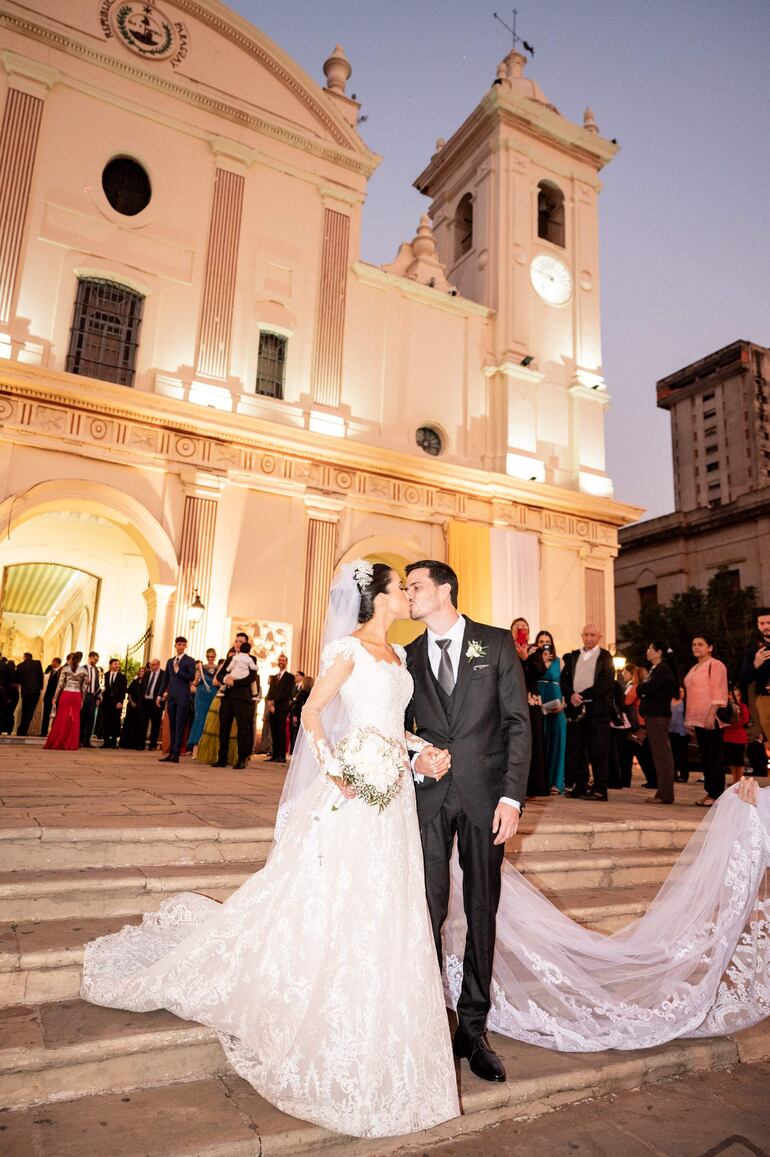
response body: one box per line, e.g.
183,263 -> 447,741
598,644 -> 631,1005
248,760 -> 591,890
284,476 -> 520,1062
695,725 -> 724,800
565,712 -> 611,792
166,697 -> 191,757
419,780 -> 504,1038
102,703 -> 122,747
669,732 -> 689,781
17,692 -> 41,736
80,693 -> 98,744
41,695 -> 56,737
269,708 -> 290,761
218,696 -> 254,765
140,699 -> 164,748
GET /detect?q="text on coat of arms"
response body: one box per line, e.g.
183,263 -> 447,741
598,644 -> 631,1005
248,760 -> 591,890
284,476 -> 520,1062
100,1 -> 189,68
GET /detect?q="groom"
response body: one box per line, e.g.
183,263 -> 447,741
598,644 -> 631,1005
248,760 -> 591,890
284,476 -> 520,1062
405,561 -> 530,1083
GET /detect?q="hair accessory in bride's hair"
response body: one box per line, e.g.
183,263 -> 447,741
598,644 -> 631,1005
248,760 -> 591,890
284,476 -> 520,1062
352,559 -> 374,591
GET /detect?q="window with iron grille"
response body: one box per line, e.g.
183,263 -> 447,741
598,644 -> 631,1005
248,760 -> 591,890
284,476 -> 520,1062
66,278 -> 144,387
255,332 -> 287,398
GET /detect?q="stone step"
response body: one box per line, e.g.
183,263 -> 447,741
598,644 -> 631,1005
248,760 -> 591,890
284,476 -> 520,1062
0,816 -> 700,871
1,998 -> 768,1147
0,846 -> 678,924
0,825 -> 275,871
0,882 -> 660,1008
0,863 -> 261,922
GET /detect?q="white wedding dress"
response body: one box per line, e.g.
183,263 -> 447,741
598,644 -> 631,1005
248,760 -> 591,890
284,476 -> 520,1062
81,636 -> 460,1139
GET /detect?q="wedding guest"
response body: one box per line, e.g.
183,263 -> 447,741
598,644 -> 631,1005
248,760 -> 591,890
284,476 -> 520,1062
620,665 -> 656,789
189,649 -> 218,756
80,651 -> 102,747
0,656 -> 15,734
265,652 -> 294,763
511,618 -> 547,797
101,658 -> 127,749
195,651 -> 237,766
738,606 -> 770,742
534,630 -> 565,795
158,638 -> 196,764
120,666 -> 147,749
638,641 -> 678,805
140,659 -> 164,749
290,671 -> 313,752
721,686 -> 751,785
684,633 -> 729,807
45,652 -> 86,750
41,657 -> 63,737
214,635 -> 259,770
561,624 -> 615,800
669,688 -> 690,783
14,652 -> 44,736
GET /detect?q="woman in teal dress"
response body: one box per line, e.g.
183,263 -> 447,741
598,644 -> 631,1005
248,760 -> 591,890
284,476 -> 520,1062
535,630 -> 566,795
189,650 -> 218,755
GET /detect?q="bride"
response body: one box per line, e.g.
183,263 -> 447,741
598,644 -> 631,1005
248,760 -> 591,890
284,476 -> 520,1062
81,563 -> 770,1139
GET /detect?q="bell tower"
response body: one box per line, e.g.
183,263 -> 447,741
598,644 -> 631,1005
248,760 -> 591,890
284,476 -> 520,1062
415,50 -> 618,494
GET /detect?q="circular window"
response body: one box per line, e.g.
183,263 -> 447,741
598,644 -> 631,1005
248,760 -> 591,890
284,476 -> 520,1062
101,157 -> 152,216
416,426 -> 443,456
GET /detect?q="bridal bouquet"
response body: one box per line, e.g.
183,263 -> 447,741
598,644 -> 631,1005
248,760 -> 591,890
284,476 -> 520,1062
333,726 -> 405,812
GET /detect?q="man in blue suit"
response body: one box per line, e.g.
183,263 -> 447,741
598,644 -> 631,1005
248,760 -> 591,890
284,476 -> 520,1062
158,636 -> 196,763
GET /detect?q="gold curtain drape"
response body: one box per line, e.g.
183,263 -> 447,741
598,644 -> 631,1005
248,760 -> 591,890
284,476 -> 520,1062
447,522 -> 493,625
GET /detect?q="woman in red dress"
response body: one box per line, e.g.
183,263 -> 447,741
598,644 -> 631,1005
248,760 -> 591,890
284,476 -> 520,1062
45,652 -> 87,750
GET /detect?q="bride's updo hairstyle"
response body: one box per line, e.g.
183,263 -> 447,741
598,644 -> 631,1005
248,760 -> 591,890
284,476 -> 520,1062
356,562 -> 394,624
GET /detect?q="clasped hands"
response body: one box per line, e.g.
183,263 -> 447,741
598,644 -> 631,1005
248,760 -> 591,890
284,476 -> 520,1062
414,745 -> 451,781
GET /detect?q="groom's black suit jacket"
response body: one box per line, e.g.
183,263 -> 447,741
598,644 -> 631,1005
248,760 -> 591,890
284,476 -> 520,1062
405,617 -> 531,830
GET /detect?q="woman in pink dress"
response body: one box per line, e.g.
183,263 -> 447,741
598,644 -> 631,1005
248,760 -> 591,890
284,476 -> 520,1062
45,652 -> 87,750
684,634 -> 729,807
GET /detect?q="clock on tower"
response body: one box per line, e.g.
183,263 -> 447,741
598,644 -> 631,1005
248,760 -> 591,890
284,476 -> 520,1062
415,48 -> 617,495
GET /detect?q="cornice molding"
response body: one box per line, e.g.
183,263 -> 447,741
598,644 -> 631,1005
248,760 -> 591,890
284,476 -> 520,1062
352,262 -> 491,319
0,364 -> 642,533
0,11 -> 379,178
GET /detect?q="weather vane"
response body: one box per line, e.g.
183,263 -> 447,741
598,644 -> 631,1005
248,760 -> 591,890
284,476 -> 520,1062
493,8 -> 535,56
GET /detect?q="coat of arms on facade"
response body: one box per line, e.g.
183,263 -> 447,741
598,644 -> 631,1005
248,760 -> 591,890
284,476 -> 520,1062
99,2 -> 189,68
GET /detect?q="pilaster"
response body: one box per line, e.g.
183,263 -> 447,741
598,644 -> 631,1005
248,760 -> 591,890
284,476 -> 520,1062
298,497 -> 342,675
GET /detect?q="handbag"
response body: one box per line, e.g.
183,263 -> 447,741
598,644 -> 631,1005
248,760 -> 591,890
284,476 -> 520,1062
716,701 -> 739,726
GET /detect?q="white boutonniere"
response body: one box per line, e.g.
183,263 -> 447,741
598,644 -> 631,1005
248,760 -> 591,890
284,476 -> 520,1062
465,640 -> 487,662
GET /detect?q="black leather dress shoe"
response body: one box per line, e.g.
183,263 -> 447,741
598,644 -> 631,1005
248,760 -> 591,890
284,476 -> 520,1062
566,786 -> 588,798
453,1030 -> 506,1082
212,760 -> 228,768
586,787 -> 608,801
158,754 -> 178,763
233,761 -> 247,770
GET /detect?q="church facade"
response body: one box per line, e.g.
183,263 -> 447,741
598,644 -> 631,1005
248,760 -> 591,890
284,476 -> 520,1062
0,0 -> 640,675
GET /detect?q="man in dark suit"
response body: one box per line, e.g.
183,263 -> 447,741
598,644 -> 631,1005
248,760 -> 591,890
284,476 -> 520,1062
80,651 -> 102,747
158,637 -> 196,763
15,652 -> 44,736
213,633 -> 260,770
140,658 -> 164,749
405,560 -> 530,1084
265,652 -> 294,763
101,658 -> 127,748
0,657 -> 17,734
41,657 -> 63,737
561,624 -> 616,801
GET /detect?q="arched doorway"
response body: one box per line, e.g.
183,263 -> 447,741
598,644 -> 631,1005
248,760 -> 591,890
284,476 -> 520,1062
0,482 -> 178,664
339,539 -> 425,647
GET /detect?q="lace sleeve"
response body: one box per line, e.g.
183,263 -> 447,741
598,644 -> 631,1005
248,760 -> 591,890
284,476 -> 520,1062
405,730 -> 429,755
302,640 -> 356,779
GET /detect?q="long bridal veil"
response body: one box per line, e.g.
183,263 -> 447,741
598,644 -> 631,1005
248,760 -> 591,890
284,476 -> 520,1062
273,563 -> 359,841
444,787 -> 770,1051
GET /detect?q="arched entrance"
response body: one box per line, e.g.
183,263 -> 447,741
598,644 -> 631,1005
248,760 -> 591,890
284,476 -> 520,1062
0,482 -> 178,664
338,538 -> 425,647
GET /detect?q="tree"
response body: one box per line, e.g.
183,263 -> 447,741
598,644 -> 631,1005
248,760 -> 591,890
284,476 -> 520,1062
618,567 -> 758,682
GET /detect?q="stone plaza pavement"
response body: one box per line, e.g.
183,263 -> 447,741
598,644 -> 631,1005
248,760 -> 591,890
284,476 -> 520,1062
0,740 -> 769,1156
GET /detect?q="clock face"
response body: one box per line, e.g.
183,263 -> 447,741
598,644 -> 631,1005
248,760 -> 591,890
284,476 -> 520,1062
530,254 -> 573,305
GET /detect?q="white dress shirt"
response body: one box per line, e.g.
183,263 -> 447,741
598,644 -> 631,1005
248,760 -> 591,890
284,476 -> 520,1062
415,614 -> 520,812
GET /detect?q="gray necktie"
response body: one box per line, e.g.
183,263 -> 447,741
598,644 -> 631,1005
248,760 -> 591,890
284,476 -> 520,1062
435,639 -> 455,696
